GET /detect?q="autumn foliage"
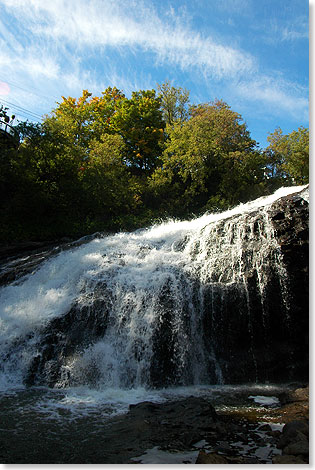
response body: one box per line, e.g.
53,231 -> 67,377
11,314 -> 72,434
0,85 -> 309,243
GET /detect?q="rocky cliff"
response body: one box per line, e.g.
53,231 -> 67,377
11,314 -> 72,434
202,186 -> 309,383
1,186 -> 308,388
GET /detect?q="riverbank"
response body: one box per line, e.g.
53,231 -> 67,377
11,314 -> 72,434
198,385 -> 309,464
126,384 -> 310,464
0,384 -> 308,464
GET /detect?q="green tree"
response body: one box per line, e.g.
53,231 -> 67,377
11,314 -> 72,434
16,122 -> 84,236
0,105 -> 9,120
157,81 -> 190,126
48,88 -> 165,174
0,120 -> 63,241
266,126 -> 309,184
150,99 -> 263,213
80,134 -> 143,231
111,89 -> 165,173
45,87 -> 125,161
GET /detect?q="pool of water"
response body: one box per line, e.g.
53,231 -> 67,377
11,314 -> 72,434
0,383 -> 293,464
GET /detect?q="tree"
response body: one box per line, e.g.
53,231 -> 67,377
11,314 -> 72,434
47,88 -> 165,174
3,86 -> 297,244
151,99 -> 262,213
45,87 -> 125,161
111,89 -> 165,172
80,134 -> 143,230
266,127 -> 309,184
0,105 -> 9,120
157,81 -> 190,126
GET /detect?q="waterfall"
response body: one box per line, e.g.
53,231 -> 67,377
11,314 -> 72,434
0,185 -> 308,391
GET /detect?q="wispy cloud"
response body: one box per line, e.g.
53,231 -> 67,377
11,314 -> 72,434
237,76 -> 308,120
0,0 -> 308,128
2,0 -> 256,80
254,13 -> 308,45
281,25 -> 308,42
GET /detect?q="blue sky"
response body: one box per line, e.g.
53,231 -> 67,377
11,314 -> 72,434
0,0 -> 309,148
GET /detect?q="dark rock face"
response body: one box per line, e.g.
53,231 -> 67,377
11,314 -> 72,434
269,191 -> 309,381
273,419 -> 309,464
202,187 -> 309,384
0,233 -> 104,287
25,294 -> 110,387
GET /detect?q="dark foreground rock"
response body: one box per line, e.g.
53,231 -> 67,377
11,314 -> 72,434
273,418 -> 309,464
0,385 -> 309,464
124,397 -> 220,451
102,386 -> 309,464
106,396 -> 265,464
196,451 -> 228,464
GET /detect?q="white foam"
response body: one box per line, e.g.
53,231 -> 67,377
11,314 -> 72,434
130,446 -> 199,464
27,384 -> 287,420
0,185 -> 307,389
248,395 -> 280,406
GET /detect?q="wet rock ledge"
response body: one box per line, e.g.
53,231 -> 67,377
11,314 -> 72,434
195,386 -> 309,465
122,386 -> 309,464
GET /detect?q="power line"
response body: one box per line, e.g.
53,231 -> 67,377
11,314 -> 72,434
0,99 -> 43,121
0,105 -> 39,122
0,76 -> 60,102
1,99 -> 43,119
0,76 -> 60,122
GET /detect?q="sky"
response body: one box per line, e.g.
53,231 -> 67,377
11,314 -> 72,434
0,0 -> 309,149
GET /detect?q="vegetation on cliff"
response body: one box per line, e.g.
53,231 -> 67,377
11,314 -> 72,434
0,83 -> 309,243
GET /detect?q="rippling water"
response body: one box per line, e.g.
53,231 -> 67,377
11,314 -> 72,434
0,383 -> 290,463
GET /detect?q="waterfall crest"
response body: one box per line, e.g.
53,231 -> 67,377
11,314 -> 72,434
0,185 -> 308,390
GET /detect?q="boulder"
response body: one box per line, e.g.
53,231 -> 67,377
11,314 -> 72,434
272,454 -> 306,464
275,419 -> 309,464
283,440 -> 309,456
277,420 -> 309,449
291,387 -> 309,402
196,451 -> 228,464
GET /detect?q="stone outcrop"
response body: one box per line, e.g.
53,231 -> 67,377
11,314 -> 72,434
196,451 -> 228,464
202,187 -> 309,384
25,290 -> 111,387
273,419 -> 309,464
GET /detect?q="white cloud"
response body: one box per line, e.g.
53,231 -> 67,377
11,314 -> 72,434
281,27 -> 308,42
237,77 -> 308,120
280,14 -> 308,42
259,15 -> 308,45
0,0 -> 308,125
0,0 -> 256,80
0,44 -> 60,80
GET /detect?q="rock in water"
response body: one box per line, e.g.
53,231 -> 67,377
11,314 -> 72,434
196,450 -> 228,464
272,454 -> 306,464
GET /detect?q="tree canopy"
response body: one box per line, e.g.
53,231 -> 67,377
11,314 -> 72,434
150,100 -> 266,213
0,82 -> 308,244
157,80 -> 190,126
266,126 -> 309,184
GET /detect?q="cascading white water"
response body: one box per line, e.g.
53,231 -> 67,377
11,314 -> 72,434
0,185 -> 308,391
